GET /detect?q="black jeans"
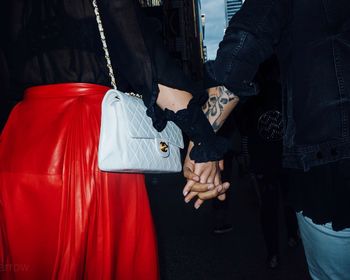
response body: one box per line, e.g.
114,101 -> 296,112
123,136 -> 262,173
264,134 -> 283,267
256,173 -> 298,256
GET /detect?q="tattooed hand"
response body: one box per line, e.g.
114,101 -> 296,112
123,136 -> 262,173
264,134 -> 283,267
182,86 -> 239,208
202,86 -> 239,132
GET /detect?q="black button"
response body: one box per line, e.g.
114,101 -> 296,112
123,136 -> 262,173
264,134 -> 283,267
316,151 -> 323,159
331,148 -> 338,157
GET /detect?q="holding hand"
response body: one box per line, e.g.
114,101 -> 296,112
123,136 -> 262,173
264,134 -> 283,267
182,142 -> 230,209
181,86 -> 239,208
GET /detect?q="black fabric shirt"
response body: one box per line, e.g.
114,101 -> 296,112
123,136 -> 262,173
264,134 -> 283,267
0,0 -> 203,131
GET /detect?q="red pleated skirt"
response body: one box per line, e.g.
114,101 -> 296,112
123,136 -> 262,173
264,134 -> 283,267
0,83 -> 159,280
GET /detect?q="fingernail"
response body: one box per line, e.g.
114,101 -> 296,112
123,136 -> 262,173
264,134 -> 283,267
194,176 -> 200,181
195,204 -> 200,209
217,185 -> 223,192
183,191 -> 188,196
208,184 -> 214,190
185,198 -> 190,203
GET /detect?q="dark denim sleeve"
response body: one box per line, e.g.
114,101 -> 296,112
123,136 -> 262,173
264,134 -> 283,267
212,0 -> 291,97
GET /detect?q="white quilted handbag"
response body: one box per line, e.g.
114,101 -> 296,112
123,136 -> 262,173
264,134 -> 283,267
93,0 -> 184,173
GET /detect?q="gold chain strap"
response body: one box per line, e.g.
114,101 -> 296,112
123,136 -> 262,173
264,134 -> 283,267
92,0 -> 142,98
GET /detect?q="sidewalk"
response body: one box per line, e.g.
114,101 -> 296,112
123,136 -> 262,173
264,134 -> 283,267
146,173 -> 311,280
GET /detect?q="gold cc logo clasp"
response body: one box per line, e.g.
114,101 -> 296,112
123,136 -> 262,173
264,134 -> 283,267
160,141 -> 169,153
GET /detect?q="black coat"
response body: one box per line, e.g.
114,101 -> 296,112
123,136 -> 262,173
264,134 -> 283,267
210,0 -> 350,171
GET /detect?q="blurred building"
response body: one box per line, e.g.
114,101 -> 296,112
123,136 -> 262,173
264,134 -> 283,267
139,0 -> 163,7
203,45 -> 208,62
140,0 -> 205,81
201,13 -> 208,62
225,0 -> 242,26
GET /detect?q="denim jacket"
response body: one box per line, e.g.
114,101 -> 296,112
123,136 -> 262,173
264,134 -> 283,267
210,0 -> 350,170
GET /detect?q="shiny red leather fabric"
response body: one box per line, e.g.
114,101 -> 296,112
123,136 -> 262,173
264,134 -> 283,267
0,83 -> 159,279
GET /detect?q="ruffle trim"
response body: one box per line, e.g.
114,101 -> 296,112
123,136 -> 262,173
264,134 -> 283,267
190,136 -> 230,163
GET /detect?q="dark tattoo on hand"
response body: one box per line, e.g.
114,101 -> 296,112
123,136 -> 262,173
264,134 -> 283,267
203,86 -> 238,132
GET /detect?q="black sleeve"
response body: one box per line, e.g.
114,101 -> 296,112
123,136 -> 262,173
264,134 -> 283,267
98,0 -> 207,136
97,0 -> 229,162
98,0 -> 204,116
0,3 -> 17,132
211,0 -> 291,97
0,48 -> 11,132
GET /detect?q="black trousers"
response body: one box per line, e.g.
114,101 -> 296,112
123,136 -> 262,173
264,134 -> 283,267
255,173 -> 298,256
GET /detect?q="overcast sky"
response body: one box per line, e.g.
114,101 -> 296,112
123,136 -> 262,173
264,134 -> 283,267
201,0 -> 226,60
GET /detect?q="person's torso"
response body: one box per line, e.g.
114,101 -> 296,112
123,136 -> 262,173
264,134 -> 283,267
276,0 -> 350,170
3,0 -> 111,100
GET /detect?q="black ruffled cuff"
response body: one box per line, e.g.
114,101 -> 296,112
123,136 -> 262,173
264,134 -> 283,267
164,98 -> 229,162
190,136 -> 230,163
145,81 -> 209,133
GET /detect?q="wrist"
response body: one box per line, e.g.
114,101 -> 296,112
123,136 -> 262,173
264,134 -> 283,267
164,98 -> 229,162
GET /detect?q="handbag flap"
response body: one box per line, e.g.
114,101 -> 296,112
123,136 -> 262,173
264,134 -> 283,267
106,89 -> 184,149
